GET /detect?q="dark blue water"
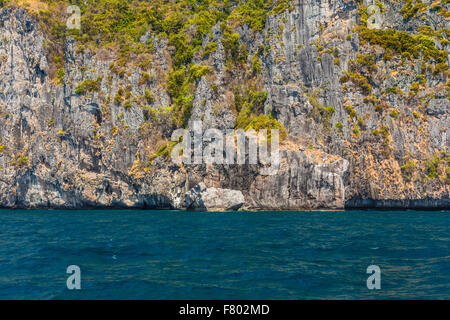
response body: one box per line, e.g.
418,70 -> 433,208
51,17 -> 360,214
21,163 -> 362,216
0,209 -> 448,299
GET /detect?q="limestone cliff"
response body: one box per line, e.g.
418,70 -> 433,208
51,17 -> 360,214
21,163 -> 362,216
0,0 -> 448,210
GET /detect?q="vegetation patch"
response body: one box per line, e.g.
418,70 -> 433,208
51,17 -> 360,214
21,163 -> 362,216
75,77 -> 102,95
340,72 -> 372,94
425,153 -> 440,178
401,0 -> 427,20
243,114 -> 287,141
357,26 -> 447,64
401,159 -> 417,181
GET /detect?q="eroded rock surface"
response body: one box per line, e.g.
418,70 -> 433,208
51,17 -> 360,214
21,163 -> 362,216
184,182 -> 245,211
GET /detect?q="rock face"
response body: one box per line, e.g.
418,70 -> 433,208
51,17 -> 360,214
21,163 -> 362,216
0,2 -> 448,210
239,150 -> 349,210
184,183 -> 245,211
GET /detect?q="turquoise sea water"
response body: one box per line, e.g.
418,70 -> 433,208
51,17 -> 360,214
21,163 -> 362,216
0,209 -> 448,299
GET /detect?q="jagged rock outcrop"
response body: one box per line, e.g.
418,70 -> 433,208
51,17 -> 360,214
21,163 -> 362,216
0,1 -> 448,210
184,182 -> 245,211
242,150 -> 349,210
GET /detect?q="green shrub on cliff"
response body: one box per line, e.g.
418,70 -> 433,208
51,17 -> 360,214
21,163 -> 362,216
353,124 -> 361,137
319,106 -> 335,129
228,0 -> 290,31
17,155 -> 29,166
344,103 -> 357,119
401,0 -> 427,20
75,78 -> 102,95
401,159 -> 417,181
252,56 -> 262,74
244,114 -> 287,140
228,0 -> 271,31
144,89 -> 154,104
357,26 -> 447,63
349,54 -> 377,74
124,100 -> 132,110
221,24 -> 242,63
409,82 -> 420,95
189,65 -> 211,82
425,154 -> 440,178
234,87 -> 268,128
384,86 -> 401,95
433,62 -> 449,76
389,110 -> 399,119
149,141 -> 179,161
340,72 -> 372,94
167,64 -> 211,126
169,34 -> 194,68
232,86 -> 286,140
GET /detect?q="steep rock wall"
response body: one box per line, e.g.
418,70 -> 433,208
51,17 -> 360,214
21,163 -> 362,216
0,1 -> 448,210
